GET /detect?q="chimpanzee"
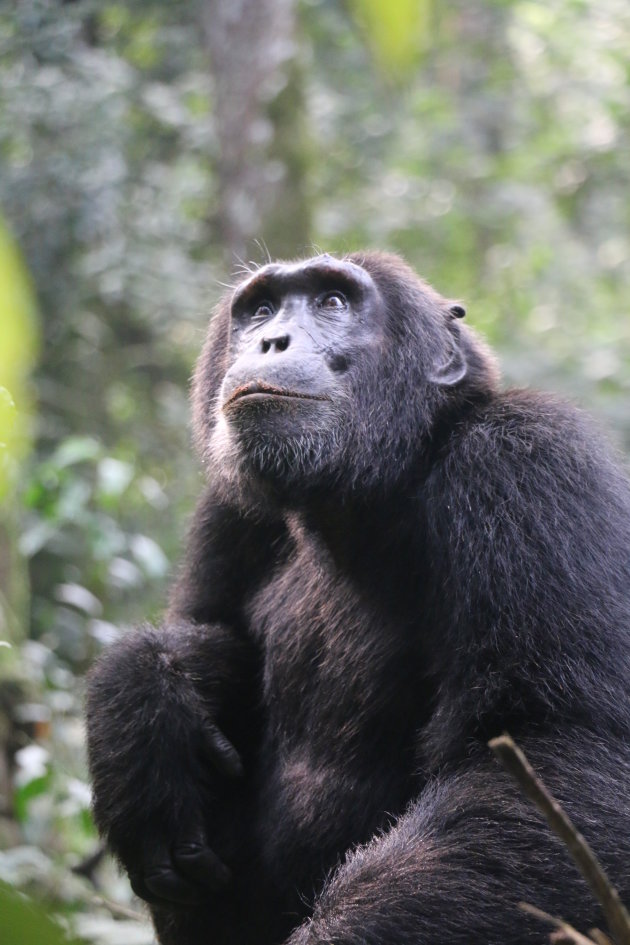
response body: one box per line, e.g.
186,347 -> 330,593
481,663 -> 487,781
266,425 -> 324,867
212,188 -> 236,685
86,251 -> 630,945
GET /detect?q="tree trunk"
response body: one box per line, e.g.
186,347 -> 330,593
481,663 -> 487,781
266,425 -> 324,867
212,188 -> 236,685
200,0 -> 311,264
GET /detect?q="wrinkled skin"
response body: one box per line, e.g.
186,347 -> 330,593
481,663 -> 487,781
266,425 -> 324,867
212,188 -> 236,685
87,251 -> 630,945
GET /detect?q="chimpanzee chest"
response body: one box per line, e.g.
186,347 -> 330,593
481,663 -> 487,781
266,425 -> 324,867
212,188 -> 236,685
246,540 -> 420,888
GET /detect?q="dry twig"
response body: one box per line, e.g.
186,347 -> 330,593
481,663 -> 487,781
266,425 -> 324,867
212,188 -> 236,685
589,929 -> 615,945
518,901 -> 599,945
91,895 -> 147,923
490,735 -> 630,945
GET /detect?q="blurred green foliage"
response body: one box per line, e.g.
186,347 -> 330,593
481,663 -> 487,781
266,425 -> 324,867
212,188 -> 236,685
1,881 -> 82,945
0,0 -> 629,941
349,0 -> 432,75
0,216 -> 38,501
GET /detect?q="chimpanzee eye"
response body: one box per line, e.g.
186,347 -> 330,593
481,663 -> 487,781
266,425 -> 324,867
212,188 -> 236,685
320,292 -> 347,311
252,301 -> 275,322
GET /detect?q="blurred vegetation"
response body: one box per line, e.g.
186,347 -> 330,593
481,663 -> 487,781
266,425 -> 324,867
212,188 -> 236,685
0,0 -> 628,941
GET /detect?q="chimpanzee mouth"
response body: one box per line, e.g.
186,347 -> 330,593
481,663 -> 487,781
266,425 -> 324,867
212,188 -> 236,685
222,381 -> 331,410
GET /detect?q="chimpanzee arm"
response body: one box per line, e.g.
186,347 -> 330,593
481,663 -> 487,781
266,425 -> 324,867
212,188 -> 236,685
165,483 -> 287,628
286,407 -> 630,945
286,736 -> 629,945
86,487 -> 286,907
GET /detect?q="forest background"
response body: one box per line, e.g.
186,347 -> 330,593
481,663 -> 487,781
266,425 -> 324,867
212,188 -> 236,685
1,0 -> 630,942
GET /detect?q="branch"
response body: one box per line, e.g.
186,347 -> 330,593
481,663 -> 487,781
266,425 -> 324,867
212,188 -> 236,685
91,895 -> 147,923
589,930 -> 615,945
490,735 -> 630,945
71,844 -> 106,887
518,902 -> 599,945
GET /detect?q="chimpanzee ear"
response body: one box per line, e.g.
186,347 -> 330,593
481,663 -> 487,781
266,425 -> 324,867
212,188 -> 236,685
430,346 -> 467,386
429,321 -> 467,387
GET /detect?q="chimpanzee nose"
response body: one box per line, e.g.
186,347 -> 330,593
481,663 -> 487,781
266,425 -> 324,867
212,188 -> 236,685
260,335 -> 290,354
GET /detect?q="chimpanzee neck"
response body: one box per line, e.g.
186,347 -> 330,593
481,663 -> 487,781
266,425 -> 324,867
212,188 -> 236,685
290,490 -> 426,605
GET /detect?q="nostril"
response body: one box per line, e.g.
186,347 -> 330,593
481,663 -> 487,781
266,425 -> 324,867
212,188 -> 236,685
275,336 -> 290,353
261,339 -> 271,354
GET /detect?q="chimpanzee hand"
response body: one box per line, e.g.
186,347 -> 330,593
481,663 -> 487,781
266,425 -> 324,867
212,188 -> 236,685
123,719 -> 243,907
127,818 -> 232,906
86,625 -> 249,908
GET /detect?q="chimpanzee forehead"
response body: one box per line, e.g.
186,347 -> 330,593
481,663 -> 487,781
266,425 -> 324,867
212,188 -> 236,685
231,255 -> 374,307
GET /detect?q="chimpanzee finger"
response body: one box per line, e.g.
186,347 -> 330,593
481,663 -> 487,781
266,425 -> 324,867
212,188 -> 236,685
173,839 -> 232,890
144,863 -> 206,905
199,719 -> 243,778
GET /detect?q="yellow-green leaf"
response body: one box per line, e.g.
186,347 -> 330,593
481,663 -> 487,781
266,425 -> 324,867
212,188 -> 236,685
0,216 -> 39,500
349,0 -> 432,77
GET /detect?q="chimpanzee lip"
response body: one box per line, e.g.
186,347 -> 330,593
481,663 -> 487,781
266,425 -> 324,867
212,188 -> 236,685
222,381 -> 330,409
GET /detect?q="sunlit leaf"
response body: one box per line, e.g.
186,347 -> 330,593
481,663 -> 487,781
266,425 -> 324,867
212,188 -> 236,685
0,217 -> 39,499
97,457 -> 135,497
54,583 -> 103,617
129,534 -> 169,579
349,0 -> 432,77
51,437 -> 102,470
18,520 -> 57,558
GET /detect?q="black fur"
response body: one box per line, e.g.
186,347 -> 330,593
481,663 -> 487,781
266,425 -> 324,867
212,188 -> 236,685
86,251 -> 630,945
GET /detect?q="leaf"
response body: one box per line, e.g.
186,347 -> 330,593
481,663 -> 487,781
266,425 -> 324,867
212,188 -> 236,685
51,437 -> 102,470
0,216 -> 39,499
97,457 -> 134,497
349,0 -> 432,77
0,882 -> 81,945
14,772 -> 52,824
18,520 -> 57,558
129,534 -> 169,579
54,583 -> 103,617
